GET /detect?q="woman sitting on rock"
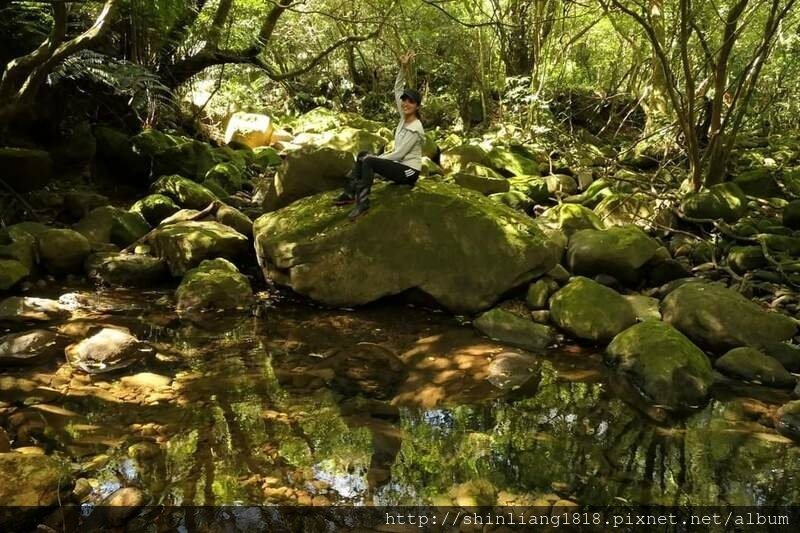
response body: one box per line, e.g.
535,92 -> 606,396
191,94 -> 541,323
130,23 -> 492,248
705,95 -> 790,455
334,50 -> 425,220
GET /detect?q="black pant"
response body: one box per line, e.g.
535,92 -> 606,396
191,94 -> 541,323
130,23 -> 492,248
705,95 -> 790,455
345,151 -> 419,206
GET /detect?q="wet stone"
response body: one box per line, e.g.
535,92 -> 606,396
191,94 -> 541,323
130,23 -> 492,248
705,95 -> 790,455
65,327 -> 147,374
0,330 -> 67,366
0,297 -> 70,323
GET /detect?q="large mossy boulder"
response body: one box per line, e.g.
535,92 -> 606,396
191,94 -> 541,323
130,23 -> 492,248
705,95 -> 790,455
549,277 -> 636,342
536,204 -> 604,236
150,174 -> 218,210
85,252 -> 168,287
129,194 -> 180,226
0,453 -> 69,505
440,144 -> 490,173
605,320 -> 713,412
733,167 -> 781,198
176,258 -> 253,312
661,282 -> 797,351
73,206 -> 150,248
132,129 -> 215,180
148,221 -> 249,276
254,181 -> 562,313
681,182 -> 747,222
715,347 -> 795,388
263,147 -> 354,211
0,147 -> 53,193
37,229 -> 91,274
486,146 -> 540,176
566,226 -> 661,284
473,308 -> 553,350
0,259 -> 28,290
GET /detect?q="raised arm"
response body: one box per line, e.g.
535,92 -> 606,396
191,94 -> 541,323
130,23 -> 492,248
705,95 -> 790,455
393,67 -> 405,114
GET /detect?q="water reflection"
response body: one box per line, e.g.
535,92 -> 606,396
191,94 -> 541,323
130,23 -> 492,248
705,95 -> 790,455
3,285 -> 800,511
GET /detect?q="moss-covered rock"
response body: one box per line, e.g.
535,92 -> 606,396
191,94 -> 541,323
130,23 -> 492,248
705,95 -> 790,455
262,147 -> 353,211
132,130 -> 215,180
0,147 -> 53,192
148,221 -> 249,276
0,227 -> 37,270
549,277 -> 636,342
715,347 -> 795,388
760,341 -> 800,372
292,107 -> 342,133
440,144 -> 490,173
314,127 -> 388,155
507,176 -> 550,203
536,204 -> 604,236
0,453 -> 69,505
0,259 -> 28,290
254,181 -> 562,313
489,190 -> 534,212
782,200 -> 800,229
37,229 -> 91,274
73,206 -> 150,248
130,194 -> 180,226
544,174 -> 578,195
486,146 -> 540,176
681,182 -> 747,222
204,162 -> 244,194
463,162 -> 506,181
63,191 -> 109,221
525,278 -> 558,309
216,204 -> 253,237
150,174 -> 218,210
775,400 -> 800,441
85,252 -> 168,287
566,226 -> 661,284
624,294 -> 661,321
200,177 -> 231,201
733,167 -> 781,198
252,146 -> 281,168
661,282 -> 797,351
727,246 -> 766,274
605,320 -> 713,411
594,192 -> 673,229
453,172 -> 510,195
473,308 -> 553,350
176,258 -> 253,312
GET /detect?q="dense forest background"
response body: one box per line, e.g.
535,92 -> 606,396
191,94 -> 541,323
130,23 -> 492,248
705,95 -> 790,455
2,0 -> 799,191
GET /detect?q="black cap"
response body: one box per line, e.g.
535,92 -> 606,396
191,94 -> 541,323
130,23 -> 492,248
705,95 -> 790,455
401,88 -> 422,105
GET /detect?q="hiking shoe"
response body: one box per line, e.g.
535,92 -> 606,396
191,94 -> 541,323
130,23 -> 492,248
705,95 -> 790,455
347,202 -> 370,221
333,192 -> 355,206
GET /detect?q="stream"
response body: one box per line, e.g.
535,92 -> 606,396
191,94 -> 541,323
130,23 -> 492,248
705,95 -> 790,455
2,281 -> 800,519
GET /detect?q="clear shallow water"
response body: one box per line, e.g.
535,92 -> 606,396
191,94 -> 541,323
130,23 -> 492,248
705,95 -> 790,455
2,284 -> 800,509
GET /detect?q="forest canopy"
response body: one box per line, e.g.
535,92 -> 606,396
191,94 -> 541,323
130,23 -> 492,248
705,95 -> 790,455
1,0 -> 800,187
